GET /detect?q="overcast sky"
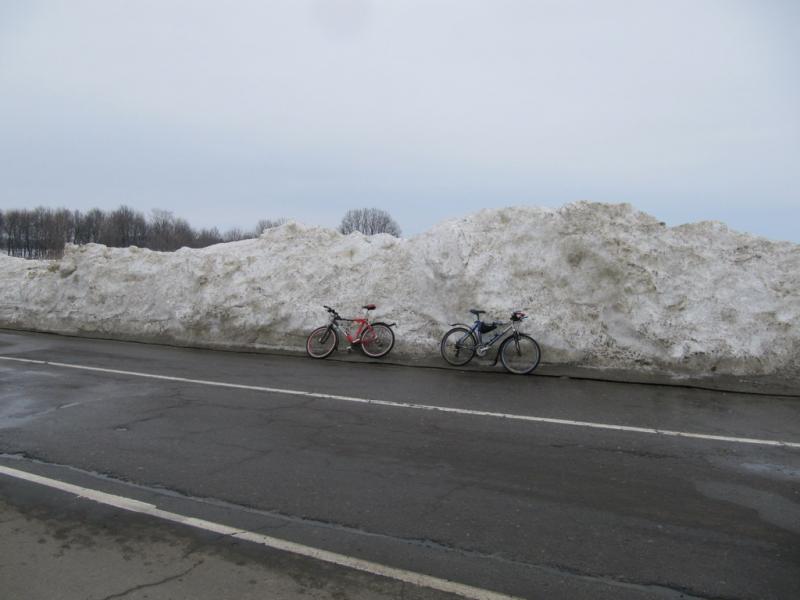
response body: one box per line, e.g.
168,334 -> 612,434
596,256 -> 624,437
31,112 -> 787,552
1,0 -> 798,241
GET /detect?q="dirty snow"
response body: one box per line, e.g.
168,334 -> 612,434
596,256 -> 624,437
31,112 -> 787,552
1,202 -> 798,377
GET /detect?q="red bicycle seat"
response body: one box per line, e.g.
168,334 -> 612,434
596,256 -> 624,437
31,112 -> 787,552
362,304 -> 376,310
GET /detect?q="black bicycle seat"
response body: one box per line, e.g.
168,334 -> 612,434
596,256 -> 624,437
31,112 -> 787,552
469,309 -> 486,317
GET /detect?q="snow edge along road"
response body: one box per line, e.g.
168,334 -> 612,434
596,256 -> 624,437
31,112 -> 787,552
1,356 -> 798,449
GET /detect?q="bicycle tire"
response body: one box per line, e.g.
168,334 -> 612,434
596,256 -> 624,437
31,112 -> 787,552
499,334 -> 541,374
440,327 -> 478,366
306,325 -> 338,359
360,322 -> 395,358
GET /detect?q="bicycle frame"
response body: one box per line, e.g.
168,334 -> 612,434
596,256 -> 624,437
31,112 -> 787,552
458,319 -> 519,349
324,310 -> 376,346
452,317 -> 526,366
308,304 -> 396,360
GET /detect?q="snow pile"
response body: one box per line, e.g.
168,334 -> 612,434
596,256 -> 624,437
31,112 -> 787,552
1,202 -> 798,377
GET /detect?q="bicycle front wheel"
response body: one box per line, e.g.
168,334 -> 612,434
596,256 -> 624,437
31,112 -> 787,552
306,326 -> 338,359
360,323 -> 395,358
440,327 -> 478,366
499,334 -> 541,374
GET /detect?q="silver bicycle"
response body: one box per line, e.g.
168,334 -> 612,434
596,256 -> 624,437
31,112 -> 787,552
440,309 -> 541,374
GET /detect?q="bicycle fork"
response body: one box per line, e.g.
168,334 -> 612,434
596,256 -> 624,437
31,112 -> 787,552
491,329 -> 521,366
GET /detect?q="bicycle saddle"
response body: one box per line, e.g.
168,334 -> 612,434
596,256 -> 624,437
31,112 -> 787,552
469,309 -> 486,317
362,304 -> 376,310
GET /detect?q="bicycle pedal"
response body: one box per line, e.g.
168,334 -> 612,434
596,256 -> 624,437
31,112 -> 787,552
345,346 -> 354,353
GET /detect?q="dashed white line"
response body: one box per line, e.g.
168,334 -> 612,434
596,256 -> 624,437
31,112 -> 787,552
0,464 -> 520,600
1,355 -> 798,449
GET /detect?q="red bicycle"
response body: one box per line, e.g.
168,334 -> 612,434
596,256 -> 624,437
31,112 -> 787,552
306,304 -> 396,359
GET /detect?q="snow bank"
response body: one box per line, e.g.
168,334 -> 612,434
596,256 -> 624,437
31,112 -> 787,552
1,202 -> 799,377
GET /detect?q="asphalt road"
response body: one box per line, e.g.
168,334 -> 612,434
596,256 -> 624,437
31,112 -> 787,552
0,329 -> 799,600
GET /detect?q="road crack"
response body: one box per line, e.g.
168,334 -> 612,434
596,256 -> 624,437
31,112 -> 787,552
95,560 -> 204,600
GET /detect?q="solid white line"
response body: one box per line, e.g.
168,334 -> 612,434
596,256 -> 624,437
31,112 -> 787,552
1,355 -> 798,449
0,464 -> 520,600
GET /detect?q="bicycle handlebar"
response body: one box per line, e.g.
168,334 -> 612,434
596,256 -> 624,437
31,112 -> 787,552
323,305 -> 341,319
470,310 -> 528,323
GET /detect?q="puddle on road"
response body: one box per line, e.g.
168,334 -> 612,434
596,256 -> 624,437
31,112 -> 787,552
695,480 -> 800,534
739,462 -> 800,480
0,401 -> 55,429
0,394 -> 83,429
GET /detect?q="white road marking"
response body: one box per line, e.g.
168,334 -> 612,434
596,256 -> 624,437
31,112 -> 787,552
1,355 -> 798,449
59,401 -> 83,409
0,464 -> 520,600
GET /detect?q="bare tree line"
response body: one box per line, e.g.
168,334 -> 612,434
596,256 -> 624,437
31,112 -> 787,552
0,205 -> 402,260
338,208 -> 401,237
0,206 -> 286,259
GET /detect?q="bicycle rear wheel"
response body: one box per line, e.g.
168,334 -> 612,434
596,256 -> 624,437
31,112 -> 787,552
360,323 -> 395,358
440,327 -> 478,366
499,334 -> 541,374
306,326 -> 338,359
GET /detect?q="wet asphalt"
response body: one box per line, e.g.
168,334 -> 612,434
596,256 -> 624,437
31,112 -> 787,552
0,329 -> 799,600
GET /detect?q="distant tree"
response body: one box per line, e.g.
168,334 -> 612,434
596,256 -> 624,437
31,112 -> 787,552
99,205 -> 147,247
146,209 -> 176,251
75,208 -> 105,245
222,228 -> 250,242
254,218 -> 287,236
3,209 -> 21,256
71,210 -> 84,244
31,207 -> 48,257
16,209 -> 33,257
194,227 -> 224,248
338,208 -> 401,237
33,207 -> 74,258
172,217 -> 195,248
1,205 -> 294,257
